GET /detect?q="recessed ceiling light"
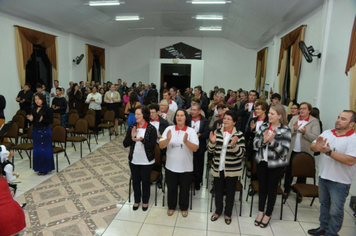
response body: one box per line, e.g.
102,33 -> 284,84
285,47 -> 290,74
199,27 -> 222,31
115,16 -> 141,21
127,27 -> 155,30
89,1 -> 124,6
187,1 -> 231,4
194,15 -> 224,20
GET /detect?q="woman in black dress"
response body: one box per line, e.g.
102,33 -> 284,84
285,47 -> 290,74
68,83 -> 82,115
26,93 -> 54,175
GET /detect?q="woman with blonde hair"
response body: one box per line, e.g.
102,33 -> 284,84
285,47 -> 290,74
253,104 -> 291,228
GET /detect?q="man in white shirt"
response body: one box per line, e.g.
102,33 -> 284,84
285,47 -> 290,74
308,110 -> 356,236
50,80 -> 59,98
162,90 -> 178,112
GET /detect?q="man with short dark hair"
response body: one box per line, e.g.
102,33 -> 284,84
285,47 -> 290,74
162,90 -> 178,112
308,110 -> 356,236
169,87 -> 184,109
16,83 -> 33,114
188,86 -> 209,118
33,83 -> 50,106
270,93 -> 281,105
190,102 -> 209,190
238,90 -> 258,133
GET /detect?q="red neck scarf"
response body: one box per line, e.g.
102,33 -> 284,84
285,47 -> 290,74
218,115 -> 223,119
150,118 -> 159,122
253,111 -> 257,116
169,100 -> 172,104
257,116 -> 266,122
331,129 -> 354,137
137,122 -> 148,129
223,128 -> 233,134
299,115 -> 310,121
191,115 -> 201,122
175,125 -> 187,131
269,124 -> 275,132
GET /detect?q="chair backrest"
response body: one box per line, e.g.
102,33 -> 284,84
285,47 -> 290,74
84,114 -> 95,129
53,113 -> 61,119
74,118 -> 89,135
27,125 -> 33,139
16,110 -> 27,117
50,118 -> 62,129
154,144 -> 161,166
52,125 -> 67,144
118,107 -> 125,120
103,110 -> 115,123
12,114 -> 25,129
68,109 -> 78,116
67,113 -> 80,127
291,152 -> 316,180
101,106 -> 107,118
4,122 -> 19,141
86,110 -> 95,116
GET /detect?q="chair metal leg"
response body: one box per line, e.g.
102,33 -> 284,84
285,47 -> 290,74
129,177 -> 131,203
210,188 -> 214,212
56,154 -> 59,173
155,180 -> 158,206
294,195 -> 298,221
249,194 -> 254,217
87,140 -> 91,152
190,182 -> 193,210
280,194 -> 283,220
80,142 -> 82,158
310,197 -> 316,206
65,151 -> 70,165
239,189 -> 243,216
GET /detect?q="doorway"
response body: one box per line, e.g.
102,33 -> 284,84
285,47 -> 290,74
161,64 -> 191,95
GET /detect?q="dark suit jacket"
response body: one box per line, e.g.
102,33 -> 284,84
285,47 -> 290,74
191,115 -> 209,155
244,116 -> 268,153
158,116 -> 169,135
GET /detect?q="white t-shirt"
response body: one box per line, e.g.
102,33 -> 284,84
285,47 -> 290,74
248,102 -> 254,112
168,100 -> 178,113
191,116 -> 201,134
4,164 -> 17,182
132,123 -> 154,165
150,119 -> 160,143
314,129 -> 356,184
219,131 -> 232,171
293,118 -> 309,152
160,125 -> 199,173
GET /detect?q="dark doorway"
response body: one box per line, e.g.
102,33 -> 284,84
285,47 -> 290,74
161,64 -> 191,95
26,44 -> 53,93
91,55 -> 101,84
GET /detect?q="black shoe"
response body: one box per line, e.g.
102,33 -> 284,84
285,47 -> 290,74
248,188 -> 256,196
133,204 -> 139,211
307,227 -> 326,236
142,204 -> 148,211
195,182 -> 201,191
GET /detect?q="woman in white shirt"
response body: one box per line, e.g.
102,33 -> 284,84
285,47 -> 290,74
159,109 -> 199,218
123,105 -> 157,211
85,85 -> 102,130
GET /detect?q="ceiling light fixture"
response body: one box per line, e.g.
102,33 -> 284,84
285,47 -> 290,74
115,16 -> 141,21
199,27 -> 222,31
127,27 -> 155,30
89,1 -> 123,6
187,1 -> 231,4
195,15 -> 224,20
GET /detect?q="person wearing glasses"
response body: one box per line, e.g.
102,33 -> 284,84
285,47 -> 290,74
287,103 -> 300,122
283,102 -> 320,201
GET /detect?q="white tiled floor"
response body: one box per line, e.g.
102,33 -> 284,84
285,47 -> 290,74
14,131 -> 356,236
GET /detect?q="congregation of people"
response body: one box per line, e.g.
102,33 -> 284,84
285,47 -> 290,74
0,78 -> 355,236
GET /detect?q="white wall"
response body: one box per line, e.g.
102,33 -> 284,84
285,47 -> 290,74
0,12 -> 111,120
260,0 -> 356,195
110,36 -> 256,92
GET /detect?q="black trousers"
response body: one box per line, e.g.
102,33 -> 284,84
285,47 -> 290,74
214,171 -> 238,217
283,151 -> 306,193
165,168 -> 193,211
257,161 -> 283,216
193,151 -> 205,185
129,162 -> 154,204
94,110 -> 101,131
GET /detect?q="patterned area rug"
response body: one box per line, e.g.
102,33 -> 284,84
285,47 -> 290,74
19,136 -> 130,236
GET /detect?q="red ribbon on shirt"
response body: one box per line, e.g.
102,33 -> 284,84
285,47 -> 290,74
257,116 -> 266,122
299,115 -> 310,121
253,111 -> 257,116
191,115 -> 201,122
269,124 -> 275,132
331,129 -> 354,137
137,122 -> 148,129
175,125 -> 187,131
150,118 -> 159,122
169,100 -> 172,104
223,128 -> 233,134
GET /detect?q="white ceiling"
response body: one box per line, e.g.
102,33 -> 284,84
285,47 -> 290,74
0,0 -> 324,49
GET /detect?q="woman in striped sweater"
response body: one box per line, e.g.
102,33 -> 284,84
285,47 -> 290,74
253,104 -> 291,228
208,110 -> 245,225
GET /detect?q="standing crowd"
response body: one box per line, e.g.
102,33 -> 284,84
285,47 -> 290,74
0,78 -> 355,236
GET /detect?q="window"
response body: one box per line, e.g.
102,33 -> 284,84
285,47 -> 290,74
160,42 -> 202,60
25,44 -> 52,93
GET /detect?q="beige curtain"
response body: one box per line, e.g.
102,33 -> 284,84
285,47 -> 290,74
345,16 -> 356,131
278,50 -> 288,94
255,60 -> 262,90
15,28 -> 26,86
260,49 -> 268,94
86,44 -> 105,82
255,47 -> 268,94
14,26 -> 58,86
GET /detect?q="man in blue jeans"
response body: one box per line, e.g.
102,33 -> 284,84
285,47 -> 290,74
308,110 -> 356,236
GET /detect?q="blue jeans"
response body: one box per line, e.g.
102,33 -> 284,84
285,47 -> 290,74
319,177 -> 350,236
